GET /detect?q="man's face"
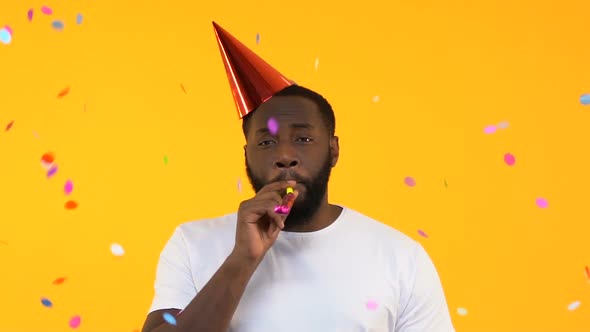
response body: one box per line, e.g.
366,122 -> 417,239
244,95 -> 338,228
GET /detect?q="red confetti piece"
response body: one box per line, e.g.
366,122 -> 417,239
65,200 -> 78,210
5,120 -> 14,132
53,277 -> 67,285
58,87 -> 70,98
504,153 -> 516,166
41,152 -> 55,164
585,266 -> 590,280
180,84 -> 187,94
418,229 -> 429,238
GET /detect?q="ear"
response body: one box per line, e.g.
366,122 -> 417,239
329,136 -> 339,167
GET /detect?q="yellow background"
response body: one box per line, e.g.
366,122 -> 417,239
1,0 -> 589,331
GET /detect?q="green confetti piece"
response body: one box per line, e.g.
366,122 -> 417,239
164,156 -> 168,165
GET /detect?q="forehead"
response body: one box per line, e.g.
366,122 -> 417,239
249,95 -> 321,127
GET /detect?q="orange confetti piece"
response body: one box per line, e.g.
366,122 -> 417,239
57,87 -> 70,98
585,266 -> 590,280
0,240 -> 7,245
180,84 -> 187,94
53,277 -> 67,285
41,152 -> 55,164
65,200 -> 78,209
5,120 -> 14,132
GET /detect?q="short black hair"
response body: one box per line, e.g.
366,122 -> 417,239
241,85 -> 336,138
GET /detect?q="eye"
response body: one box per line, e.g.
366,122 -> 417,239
258,139 -> 276,146
297,137 -> 313,143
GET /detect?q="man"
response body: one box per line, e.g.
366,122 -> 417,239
141,22 -> 455,332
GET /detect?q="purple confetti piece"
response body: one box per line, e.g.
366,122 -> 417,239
28,9 -> 34,21
64,180 -> 73,195
47,165 -> 58,178
267,117 -> 279,135
404,176 -> 416,187
418,229 -> 429,238
41,6 -> 53,15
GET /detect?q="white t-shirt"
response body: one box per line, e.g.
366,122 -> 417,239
148,206 -> 455,332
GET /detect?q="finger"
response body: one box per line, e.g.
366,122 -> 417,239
265,205 -> 285,230
256,180 -> 297,195
252,191 -> 283,206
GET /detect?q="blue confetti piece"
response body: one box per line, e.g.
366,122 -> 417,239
163,312 -> 177,325
52,20 -> 64,30
76,13 -> 83,25
41,297 -> 53,308
0,28 -> 11,44
256,33 -> 260,45
580,94 -> 590,105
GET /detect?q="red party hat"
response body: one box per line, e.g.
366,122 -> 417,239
212,21 -> 293,119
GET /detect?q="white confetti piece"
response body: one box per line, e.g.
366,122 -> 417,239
315,58 -> 319,71
110,243 -> 125,256
373,96 -> 380,103
457,307 -> 468,316
568,301 -> 581,311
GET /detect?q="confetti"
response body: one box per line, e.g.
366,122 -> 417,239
237,178 -> 242,193
0,28 -> 11,45
365,300 -> 378,310
53,277 -> 67,285
444,179 -> 448,188
568,301 -> 581,311
76,13 -> 83,25
47,165 -> 58,178
33,131 -> 40,138
41,297 -> 53,308
580,94 -> 590,105
27,9 -> 34,21
65,200 -> 78,210
585,266 -> 590,280
267,117 -> 279,135
4,25 -> 12,35
58,87 -> 70,98
180,84 -> 187,94
41,6 -> 53,15
373,96 -> 380,103
41,152 -> 55,164
69,315 -> 81,329
163,312 -> 177,325
64,180 -> 74,195
256,33 -> 260,45
484,125 -> 497,134
315,58 -> 319,71
536,197 -> 548,209
52,20 -> 64,31
418,229 -> 428,238
111,243 -> 125,256
164,155 -> 169,165
5,120 -> 14,132
404,176 -> 416,187
457,307 -> 468,316
497,121 -> 509,129
504,153 -> 516,166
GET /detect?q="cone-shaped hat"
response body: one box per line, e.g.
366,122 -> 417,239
213,21 -> 293,119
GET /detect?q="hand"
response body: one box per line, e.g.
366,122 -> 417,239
232,180 -> 298,264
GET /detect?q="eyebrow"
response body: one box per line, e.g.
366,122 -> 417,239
255,123 -> 314,136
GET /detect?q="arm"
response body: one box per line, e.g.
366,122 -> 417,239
395,243 -> 455,332
142,252 -> 260,332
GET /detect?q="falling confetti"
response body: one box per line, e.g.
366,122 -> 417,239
111,243 -> 125,256
27,9 -> 34,21
52,20 -> 64,31
33,131 -> 40,139
53,277 -> 67,285
47,165 -> 58,178
0,27 -> 11,45
267,117 -> 279,135
41,297 -> 53,308
365,300 -> 379,311
315,58 -> 319,71
180,84 -> 187,94
568,301 -> 581,311
418,229 -> 429,238
41,152 -> 55,164
65,200 -> 78,210
457,307 -> 468,316
504,153 -> 516,166
64,180 -> 73,195
404,176 -> 416,187
497,121 -> 509,129
444,179 -> 448,188
164,155 -> 169,165
580,94 -> 590,105
57,87 -> 70,98
69,315 -> 81,329
163,312 -> 177,325
41,6 -> 53,15
237,178 -> 242,193
484,125 -> 497,134
536,197 -> 548,209
585,266 -> 590,280
76,13 -> 83,25
4,25 -> 12,35
373,96 -> 380,103
256,33 -> 260,45
5,120 -> 14,132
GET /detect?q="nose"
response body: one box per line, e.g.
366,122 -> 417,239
274,143 -> 299,169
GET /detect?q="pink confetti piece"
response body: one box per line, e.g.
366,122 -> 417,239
69,315 -> 81,329
366,300 -> 379,310
41,6 -> 53,15
504,153 -> 516,166
4,25 -> 13,35
484,125 -> 497,134
27,9 -> 34,21
64,180 -> 73,195
418,229 -> 428,238
267,117 -> 279,135
536,197 -> 548,208
404,176 -> 416,187
47,165 -> 58,178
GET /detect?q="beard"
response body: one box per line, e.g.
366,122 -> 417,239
245,152 -> 333,228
